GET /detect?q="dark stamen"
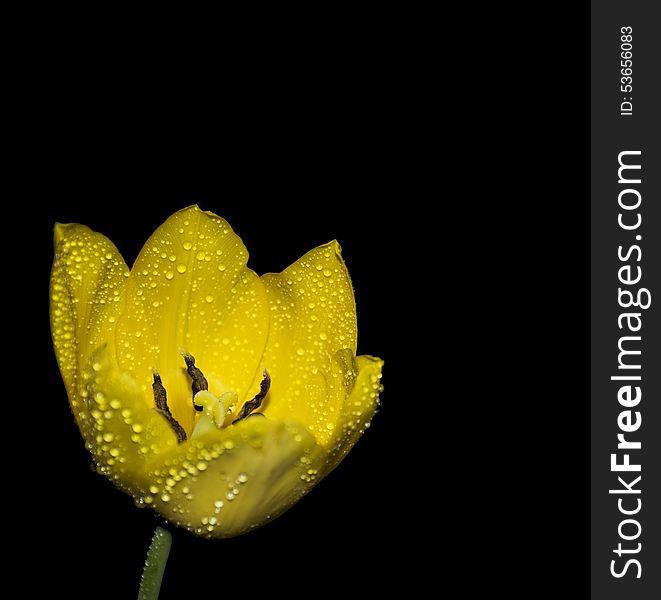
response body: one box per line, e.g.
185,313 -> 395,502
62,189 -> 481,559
232,369 -> 271,424
152,369 -> 187,443
182,351 -> 208,411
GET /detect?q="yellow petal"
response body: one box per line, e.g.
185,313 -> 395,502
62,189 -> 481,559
260,241 -> 357,445
144,416 -> 320,538
321,353 -> 383,476
115,206 -> 270,436
84,346 -> 179,487
50,223 -> 129,437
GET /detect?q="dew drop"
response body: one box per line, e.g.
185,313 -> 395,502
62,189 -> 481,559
165,271 -> 174,280
161,493 -> 171,502
205,295 -> 214,303
297,348 -> 306,356
177,264 -> 187,274
218,264 -> 226,272
323,269 -> 332,277
183,241 -> 192,250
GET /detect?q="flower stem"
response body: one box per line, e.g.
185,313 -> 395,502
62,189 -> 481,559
137,526 -> 172,600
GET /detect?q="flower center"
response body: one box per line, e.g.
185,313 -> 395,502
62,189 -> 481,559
152,352 -> 270,443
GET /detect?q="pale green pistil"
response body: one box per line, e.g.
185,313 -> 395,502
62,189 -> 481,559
191,389 -> 238,437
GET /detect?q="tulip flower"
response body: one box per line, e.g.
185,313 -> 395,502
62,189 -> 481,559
51,205 -> 383,539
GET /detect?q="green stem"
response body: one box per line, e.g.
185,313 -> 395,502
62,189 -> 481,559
137,526 -> 172,600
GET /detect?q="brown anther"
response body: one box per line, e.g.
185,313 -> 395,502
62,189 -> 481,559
232,369 -> 271,424
152,369 -> 187,443
181,351 -> 208,411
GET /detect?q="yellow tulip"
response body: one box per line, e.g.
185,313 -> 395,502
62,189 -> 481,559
50,205 -> 383,538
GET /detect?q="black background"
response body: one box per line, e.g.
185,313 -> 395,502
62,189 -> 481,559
35,189 -> 427,598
